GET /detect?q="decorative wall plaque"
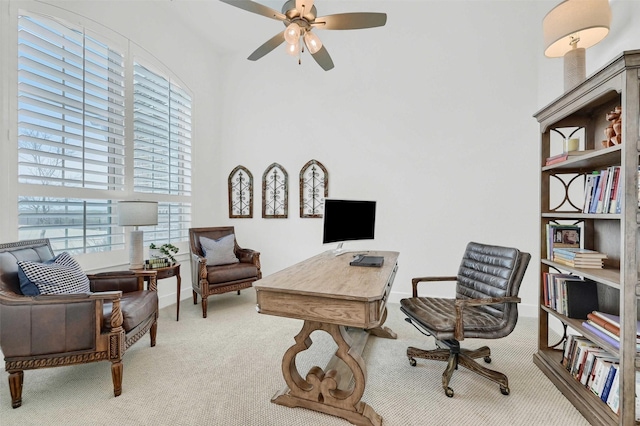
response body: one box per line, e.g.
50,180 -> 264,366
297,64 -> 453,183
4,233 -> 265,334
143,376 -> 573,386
299,159 -> 328,218
262,163 -> 288,218
228,166 -> 253,218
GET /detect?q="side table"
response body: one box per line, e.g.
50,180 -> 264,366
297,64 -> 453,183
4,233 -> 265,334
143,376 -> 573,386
145,263 -> 181,321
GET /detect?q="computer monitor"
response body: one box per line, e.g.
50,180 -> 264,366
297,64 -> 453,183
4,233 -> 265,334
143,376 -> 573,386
322,199 -> 376,255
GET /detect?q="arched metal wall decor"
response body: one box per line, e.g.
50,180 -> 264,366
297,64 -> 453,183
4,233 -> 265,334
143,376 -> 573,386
262,163 -> 288,218
228,166 -> 253,218
299,160 -> 328,218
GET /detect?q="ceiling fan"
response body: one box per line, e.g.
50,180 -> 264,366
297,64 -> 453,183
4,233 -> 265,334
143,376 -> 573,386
219,0 -> 387,71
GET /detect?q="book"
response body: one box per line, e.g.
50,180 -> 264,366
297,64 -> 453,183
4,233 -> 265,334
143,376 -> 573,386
583,173 -> 597,214
582,321 -> 622,349
590,311 -> 640,338
606,365 -> 621,413
545,153 -> 568,165
580,347 -> 608,385
608,166 -> 621,214
589,172 -> 602,214
602,166 -> 617,214
595,168 -> 610,214
565,279 -> 599,319
600,363 -> 618,402
594,360 -> 619,397
552,248 -> 607,259
554,257 -> 604,269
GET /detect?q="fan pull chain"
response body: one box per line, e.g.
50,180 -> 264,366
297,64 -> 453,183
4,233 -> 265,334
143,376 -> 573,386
298,36 -> 303,65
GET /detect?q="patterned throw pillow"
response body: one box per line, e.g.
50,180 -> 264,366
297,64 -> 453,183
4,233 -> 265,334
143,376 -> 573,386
200,234 -> 239,266
18,252 -> 91,295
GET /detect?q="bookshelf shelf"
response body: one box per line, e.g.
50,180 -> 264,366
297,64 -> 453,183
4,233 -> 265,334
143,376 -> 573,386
534,50 -> 640,426
541,259 -> 620,289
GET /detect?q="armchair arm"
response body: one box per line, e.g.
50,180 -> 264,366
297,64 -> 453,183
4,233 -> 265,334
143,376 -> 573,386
0,290 -> 125,358
453,296 -> 522,341
411,276 -> 458,297
191,252 -> 207,289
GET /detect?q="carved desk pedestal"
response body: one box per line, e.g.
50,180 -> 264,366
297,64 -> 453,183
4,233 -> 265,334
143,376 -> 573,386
255,251 -> 399,425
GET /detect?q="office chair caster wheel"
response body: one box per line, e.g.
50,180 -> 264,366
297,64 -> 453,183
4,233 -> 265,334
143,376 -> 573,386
409,358 -> 417,367
500,386 -> 510,395
484,356 -> 491,363
445,387 -> 454,398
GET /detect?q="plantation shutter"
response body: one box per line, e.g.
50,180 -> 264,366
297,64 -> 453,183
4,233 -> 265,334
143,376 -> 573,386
17,15 -> 126,190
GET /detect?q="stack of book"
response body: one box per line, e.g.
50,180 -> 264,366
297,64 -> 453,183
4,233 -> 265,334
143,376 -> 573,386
583,311 -> 640,351
552,247 -> 607,269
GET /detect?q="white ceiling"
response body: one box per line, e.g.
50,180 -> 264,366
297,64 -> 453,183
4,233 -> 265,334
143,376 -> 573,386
166,0 -> 392,56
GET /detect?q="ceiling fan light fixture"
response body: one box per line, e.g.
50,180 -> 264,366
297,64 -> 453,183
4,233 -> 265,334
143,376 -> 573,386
285,40 -> 299,56
303,31 -> 322,54
284,22 -> 301,44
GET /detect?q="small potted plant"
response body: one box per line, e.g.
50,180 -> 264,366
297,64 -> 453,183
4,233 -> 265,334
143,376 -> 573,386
149,243 -> 179,264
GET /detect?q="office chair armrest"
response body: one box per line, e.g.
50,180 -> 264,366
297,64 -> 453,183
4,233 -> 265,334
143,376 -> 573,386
411,276 -> 457,297
453,296 -> 521,340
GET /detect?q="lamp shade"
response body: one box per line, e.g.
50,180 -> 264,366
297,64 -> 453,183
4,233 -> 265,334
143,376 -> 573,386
117,201 -> 158,226
543,0 -> 611,58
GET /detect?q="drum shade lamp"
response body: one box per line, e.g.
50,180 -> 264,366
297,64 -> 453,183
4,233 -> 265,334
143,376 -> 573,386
118,201 -> 158,269
543,0 -> 611,91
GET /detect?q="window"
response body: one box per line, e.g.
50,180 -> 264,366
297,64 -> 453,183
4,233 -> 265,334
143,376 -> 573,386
17,12 -> 192,254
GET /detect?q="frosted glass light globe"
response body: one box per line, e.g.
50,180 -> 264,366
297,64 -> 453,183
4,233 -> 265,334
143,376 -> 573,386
284,23 -> 301,44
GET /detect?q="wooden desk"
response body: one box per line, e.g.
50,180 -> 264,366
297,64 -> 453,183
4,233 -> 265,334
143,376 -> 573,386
255,251 -> 399,426
143,263 -> 181,321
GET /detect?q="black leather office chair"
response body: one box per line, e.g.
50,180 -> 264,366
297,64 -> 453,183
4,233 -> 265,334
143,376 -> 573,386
400,242 -> 530,397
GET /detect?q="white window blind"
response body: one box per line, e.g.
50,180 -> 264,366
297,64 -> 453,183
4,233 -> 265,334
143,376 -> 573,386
18,15 -> 126,190
133,62 -> 192,196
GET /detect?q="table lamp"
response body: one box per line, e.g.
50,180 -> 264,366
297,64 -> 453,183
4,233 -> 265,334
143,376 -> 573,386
118,201 -> 158,269
543,0 -> 611,91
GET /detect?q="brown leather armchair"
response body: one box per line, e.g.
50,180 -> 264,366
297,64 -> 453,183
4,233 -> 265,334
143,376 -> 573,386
0,239 -> 158,408
400,242 -> 530,397
189,227 -> 261,318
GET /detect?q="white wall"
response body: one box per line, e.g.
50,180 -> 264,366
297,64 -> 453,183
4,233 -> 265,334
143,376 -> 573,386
213,1 -> 543,314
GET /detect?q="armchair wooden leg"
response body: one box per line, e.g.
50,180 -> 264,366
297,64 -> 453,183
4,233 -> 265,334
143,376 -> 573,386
201,298 -> 208,318
237,290 -> 240,295
192,290 -> 197,305
8,371 -> 23,408
150,321 -> 157,347
111,361 -> 123,397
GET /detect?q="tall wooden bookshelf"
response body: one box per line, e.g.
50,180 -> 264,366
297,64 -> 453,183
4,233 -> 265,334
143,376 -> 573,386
533,50 -> 639,425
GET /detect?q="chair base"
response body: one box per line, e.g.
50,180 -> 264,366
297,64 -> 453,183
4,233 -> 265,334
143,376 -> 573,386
407,340 -> 510,397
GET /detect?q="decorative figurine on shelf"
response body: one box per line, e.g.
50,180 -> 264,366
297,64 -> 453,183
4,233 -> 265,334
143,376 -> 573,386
148,243 -> 179,265
603,106 -> 622,147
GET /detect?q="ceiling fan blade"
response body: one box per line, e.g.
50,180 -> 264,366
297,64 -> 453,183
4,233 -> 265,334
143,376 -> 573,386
247,31 -> 286,61
313,13 -> 387,30
219,0 -> 287,22
311,45 -> 334,71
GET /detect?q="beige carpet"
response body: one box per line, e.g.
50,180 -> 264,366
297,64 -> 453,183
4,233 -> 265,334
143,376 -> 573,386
1,289 -> 589,425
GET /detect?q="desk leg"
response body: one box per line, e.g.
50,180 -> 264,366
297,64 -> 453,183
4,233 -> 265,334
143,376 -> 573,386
272,320 -> 382,426
365,307 -> 397,339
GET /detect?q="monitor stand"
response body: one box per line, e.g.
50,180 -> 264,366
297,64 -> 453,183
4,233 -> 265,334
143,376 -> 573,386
332,243 -> 347,256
